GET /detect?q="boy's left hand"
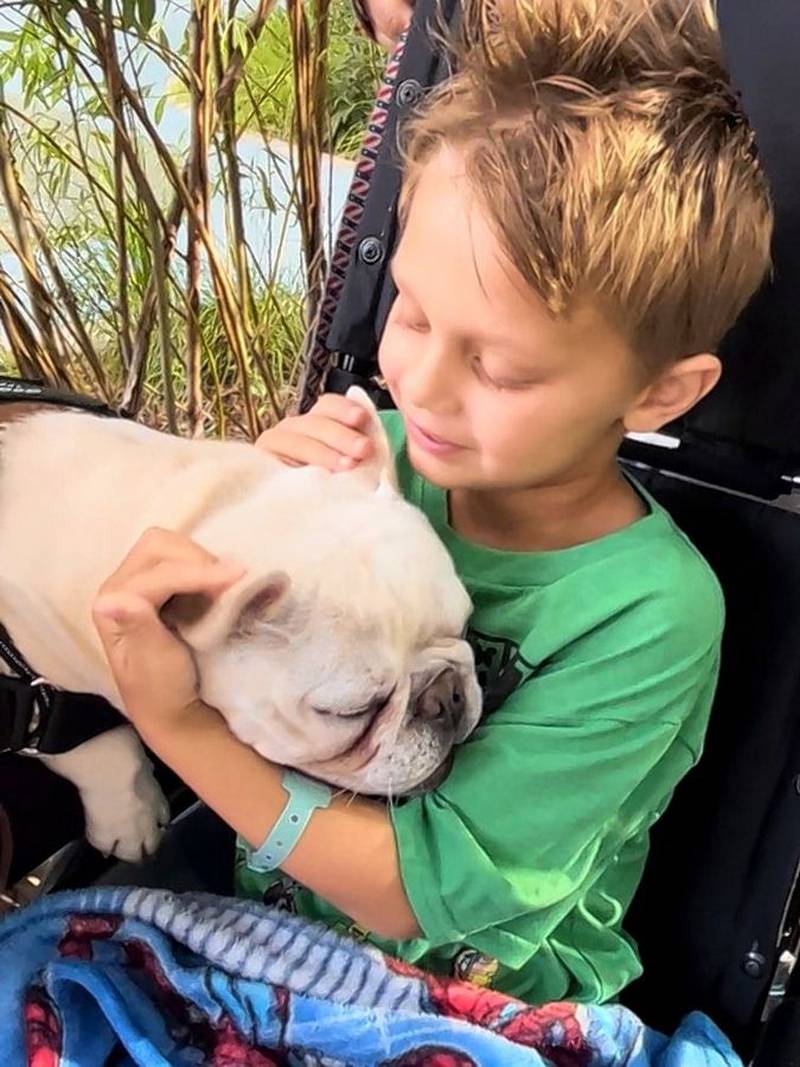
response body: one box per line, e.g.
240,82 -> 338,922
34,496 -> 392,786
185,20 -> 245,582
92,528 -> 246,732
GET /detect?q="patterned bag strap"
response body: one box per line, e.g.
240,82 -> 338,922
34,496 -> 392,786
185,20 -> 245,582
297,31 -> 409,412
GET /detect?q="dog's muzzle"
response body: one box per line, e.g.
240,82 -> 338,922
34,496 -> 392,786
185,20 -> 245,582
409,640 -> 483,743
411,667 -> 471,741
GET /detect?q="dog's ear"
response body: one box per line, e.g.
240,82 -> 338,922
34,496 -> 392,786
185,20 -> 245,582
162,571 -> 293,652
345,386 -> 398,496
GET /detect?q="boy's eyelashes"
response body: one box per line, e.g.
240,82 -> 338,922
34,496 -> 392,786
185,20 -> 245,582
472,357 -> 537,392
396,315 -> 430,334
391,317 -> 539,391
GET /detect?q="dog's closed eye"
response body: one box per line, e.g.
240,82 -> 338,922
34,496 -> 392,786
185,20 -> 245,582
313,688 -> 395,721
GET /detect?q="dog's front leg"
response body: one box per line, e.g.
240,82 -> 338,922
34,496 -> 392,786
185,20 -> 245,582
39,725 -> 170,862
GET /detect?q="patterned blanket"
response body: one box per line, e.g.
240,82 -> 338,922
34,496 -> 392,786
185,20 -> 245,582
0,887 -> 742,1066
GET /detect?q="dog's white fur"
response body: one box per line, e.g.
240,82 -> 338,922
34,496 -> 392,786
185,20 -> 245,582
0,390 -> 481,861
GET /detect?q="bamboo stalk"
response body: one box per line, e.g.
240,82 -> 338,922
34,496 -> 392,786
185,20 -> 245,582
287,0 -> 328,327
215,0 -> 278,111
216,1 -> 256,335
109,67 -> 269,435
186,0 -> 217,437
12,214 -> 111,399
144,196 -> 177,434
123,0 -> 278,421
20,0 -> 285,429
1,102 -> 115,214
57,48 -> 117,244
0,272 -> 49,379
124,197 -> 182,414
0,94 -> 69,387
101,0 -> 134,372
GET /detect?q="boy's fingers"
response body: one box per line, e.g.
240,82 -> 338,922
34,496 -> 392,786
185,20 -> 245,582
269,418 -> 374,468
300,414 -> 374,459
108,527 -> 227,585
312,393 -> 373,430
92,590 -> 199,713
269,432 -> 359,472
254,398 -> 375,468
93,590 -> 166,641
97,558 -> 245,614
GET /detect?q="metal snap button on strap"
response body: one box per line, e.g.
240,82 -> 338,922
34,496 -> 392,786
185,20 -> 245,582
358,236 -> 385,266
397,78 -> 423,109
17,677 -> 48,754
742,949 -> 767,979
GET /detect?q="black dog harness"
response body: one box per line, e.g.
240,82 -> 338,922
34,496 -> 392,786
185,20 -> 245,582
0,375 -> 126,754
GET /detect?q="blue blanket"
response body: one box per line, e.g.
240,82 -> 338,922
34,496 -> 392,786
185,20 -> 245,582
0,887 -> 741,1066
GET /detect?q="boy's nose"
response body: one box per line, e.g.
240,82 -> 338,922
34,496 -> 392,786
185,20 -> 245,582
402,342 -> 460,414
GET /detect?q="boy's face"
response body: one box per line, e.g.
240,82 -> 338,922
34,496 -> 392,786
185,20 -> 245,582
378,147 -> 658,493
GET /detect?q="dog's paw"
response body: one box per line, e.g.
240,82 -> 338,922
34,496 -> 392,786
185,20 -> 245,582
82,766 -> 170,863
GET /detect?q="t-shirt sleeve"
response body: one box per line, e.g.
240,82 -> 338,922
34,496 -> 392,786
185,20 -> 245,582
391,592 -> 721,962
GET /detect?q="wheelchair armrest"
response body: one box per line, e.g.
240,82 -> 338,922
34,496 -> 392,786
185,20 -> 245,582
752,998 -> 800,1066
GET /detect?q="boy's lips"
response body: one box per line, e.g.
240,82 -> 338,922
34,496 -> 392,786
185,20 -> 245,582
406,417 -> 464,457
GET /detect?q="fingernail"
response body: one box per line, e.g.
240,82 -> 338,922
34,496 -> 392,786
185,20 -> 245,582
338,456 -> 356,470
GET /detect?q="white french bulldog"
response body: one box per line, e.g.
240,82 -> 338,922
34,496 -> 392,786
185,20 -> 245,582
0,389 -> 481,862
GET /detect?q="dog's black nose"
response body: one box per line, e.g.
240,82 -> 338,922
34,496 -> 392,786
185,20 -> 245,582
413,669 -> 464,732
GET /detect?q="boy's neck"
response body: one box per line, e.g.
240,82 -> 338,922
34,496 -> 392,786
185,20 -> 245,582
448,465 -> 647,553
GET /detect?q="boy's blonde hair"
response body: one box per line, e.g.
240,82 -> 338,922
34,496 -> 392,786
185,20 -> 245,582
401,0 -> 773,367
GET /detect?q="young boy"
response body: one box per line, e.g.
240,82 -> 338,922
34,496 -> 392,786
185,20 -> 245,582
93,0 -> 773,1007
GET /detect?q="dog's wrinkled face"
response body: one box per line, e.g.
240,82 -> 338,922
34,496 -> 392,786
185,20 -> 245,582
166,390 -> 482,796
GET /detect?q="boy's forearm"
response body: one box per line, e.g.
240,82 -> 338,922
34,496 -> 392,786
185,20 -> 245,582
136,703 -> 421,941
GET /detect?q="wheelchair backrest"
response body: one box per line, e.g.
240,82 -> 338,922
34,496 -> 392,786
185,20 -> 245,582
311,0 -> 800,1056
621,471 -> 800,1052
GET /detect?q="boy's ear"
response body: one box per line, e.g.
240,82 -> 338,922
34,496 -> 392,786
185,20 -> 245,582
623,353 -> 722,435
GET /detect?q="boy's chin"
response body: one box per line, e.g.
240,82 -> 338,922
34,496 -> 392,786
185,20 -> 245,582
407,444 -> 473,489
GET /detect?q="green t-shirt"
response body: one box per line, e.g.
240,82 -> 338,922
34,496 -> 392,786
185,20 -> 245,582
236,411 -> 724,1005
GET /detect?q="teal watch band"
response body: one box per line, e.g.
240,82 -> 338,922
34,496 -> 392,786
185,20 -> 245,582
246,769 -> 333,874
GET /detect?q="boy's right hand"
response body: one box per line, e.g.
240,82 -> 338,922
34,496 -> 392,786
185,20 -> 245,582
255,393 -> 375,472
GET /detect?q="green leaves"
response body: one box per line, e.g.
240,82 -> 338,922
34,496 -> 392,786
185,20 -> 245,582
121,0 -> 138,31
137,0 -> 156,34
120,0 -> 155,34
0,0 -> 348,433
240,0 -> 379,158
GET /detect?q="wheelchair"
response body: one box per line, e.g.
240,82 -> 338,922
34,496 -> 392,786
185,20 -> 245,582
2,1 -> 800,1063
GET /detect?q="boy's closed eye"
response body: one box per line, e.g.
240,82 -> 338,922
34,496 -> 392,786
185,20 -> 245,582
389,266 -> 546,392
474,360 -> 543,391
396,311 -> 430,335
392,312 -> 544,392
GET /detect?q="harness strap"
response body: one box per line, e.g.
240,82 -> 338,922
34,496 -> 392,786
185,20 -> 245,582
0,374 -> 116,416
0,623 -> 125,755
0,378 -> 126,754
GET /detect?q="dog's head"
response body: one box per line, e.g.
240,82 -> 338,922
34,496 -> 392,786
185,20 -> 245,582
164,390 -> 482,796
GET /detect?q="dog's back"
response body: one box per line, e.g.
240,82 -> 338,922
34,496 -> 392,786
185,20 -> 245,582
0,409 -> 277,694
